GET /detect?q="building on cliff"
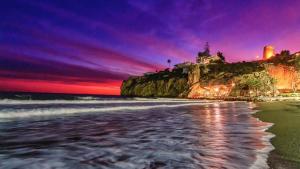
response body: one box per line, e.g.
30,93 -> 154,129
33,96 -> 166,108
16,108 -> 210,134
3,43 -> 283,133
174,62 -> 193,74
197,55 -> 222,64
263,45 -> 275,60
196,42 -> 224,65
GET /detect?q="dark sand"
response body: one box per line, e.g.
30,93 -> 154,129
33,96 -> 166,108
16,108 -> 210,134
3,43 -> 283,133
254,101 -> 300,169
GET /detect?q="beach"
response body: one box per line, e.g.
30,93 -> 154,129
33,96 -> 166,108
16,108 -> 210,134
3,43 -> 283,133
254,101 -> 300,169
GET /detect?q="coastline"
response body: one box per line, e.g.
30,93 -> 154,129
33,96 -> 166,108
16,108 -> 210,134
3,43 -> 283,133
192,98 -> 300,168
2,93 -> 300,168
253,101 -> 300,169
202,96 -> 300,102
250,117 -> 275,169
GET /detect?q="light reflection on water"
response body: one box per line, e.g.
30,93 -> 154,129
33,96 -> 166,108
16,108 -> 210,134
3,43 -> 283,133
0,101 -> 272,169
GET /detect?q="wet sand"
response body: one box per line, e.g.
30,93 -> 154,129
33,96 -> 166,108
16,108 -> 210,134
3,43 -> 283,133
254,101 -> 300,169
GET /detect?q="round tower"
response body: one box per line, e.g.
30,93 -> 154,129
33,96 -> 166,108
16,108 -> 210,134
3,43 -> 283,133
263,45 -> 275,60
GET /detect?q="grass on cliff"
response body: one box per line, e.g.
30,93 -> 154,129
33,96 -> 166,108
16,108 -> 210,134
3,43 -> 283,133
145,68 -> 187,81
200,61 -> 264,83
254,101 -> 300,164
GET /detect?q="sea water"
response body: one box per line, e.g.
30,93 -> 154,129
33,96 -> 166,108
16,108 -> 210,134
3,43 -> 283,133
0,96 -> 273,169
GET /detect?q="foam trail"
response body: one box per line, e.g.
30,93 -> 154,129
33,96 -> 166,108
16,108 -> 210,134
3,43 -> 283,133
0,99 -> 211,105
0,102 -> 216,120
250,125 -> 275,169
250,106 -> 275,169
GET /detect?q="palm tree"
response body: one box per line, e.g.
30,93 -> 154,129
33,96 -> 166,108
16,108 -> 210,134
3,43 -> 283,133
167,59 -> 171,68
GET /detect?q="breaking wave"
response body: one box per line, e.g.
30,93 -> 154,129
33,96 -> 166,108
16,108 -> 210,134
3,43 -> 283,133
0,99 -> 274,169
0,102 -> 216,120
0,98 -> 210,105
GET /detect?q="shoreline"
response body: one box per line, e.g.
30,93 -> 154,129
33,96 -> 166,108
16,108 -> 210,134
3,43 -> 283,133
249,108 -> 275,169
1,96 -> 299,168
251,118 -> 275,169
188,96 -> 300,102
253,101 -> 300,169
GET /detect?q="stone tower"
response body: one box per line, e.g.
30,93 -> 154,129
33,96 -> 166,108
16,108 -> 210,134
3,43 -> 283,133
263,45 -> 275,60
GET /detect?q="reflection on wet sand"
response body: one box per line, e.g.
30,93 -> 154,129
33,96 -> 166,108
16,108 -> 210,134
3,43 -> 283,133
190,102 -> 272,168
0,101 -> 273,169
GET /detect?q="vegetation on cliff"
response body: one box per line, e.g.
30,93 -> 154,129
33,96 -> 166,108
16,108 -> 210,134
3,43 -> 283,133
121,46 -> 300,98
121,69 -> 189,97
199,61 -> 264,85
232,70 -> 276,97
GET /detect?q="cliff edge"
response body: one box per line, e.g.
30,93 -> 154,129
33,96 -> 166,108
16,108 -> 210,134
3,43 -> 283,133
121,52 -> 300,98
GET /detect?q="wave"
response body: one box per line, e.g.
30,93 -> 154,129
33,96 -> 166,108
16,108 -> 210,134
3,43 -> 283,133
0,102 -> 219,120
0,98 -> 211,105
75,96 -> 98,100
250,126 -> 275,169
250,107 -> 275,169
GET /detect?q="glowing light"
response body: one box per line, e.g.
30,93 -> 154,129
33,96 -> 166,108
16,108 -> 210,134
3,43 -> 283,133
263,45 -> 275,60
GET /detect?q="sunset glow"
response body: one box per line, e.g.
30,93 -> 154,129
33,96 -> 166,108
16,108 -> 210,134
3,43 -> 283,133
1,0 -> 300,95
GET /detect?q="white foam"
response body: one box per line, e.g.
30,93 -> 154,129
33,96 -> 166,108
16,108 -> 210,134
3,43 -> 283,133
250,117 -> 275,169
250,132 -> 275,169
0,98 -> 211,105
0,102 -> 217,120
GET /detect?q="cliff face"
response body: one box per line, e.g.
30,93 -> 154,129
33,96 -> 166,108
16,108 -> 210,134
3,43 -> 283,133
121,65 -> 204,97
121,55 -> 300,98
121,76 -> 189,97
266,64 -> 299,91
188,64 -> 200,86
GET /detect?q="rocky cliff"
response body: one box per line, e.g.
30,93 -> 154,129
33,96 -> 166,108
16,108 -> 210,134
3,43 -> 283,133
121,77 -> 189,97
121,54 -> 300,98
121,69 -> 190,97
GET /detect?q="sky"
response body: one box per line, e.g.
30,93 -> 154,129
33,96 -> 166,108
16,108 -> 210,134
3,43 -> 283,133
1,0 -> 300,95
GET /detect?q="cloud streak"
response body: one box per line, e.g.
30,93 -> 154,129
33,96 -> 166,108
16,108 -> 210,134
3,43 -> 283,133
1,0 -> 299,94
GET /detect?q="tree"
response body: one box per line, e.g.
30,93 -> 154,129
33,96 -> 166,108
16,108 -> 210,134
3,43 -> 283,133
217,51 -> 225,62
204,42 -> 210,56
280,50 -> 290,56
291,71 -> 300,93
235,71 -> 275,97
167,59 -> 171,68
197,42 -> 211,64
269,50 -> 292,65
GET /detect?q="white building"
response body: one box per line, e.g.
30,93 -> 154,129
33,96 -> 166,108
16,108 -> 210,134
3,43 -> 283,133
197,55 -> 222,65
174,62 -> 193,74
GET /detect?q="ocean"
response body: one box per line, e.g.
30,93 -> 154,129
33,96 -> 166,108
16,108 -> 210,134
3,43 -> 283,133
0,93 -> 274,169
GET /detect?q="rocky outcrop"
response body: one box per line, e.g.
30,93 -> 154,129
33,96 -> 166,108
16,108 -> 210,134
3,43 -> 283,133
266,64 -> 299,91
121,76 -> 189,97
121,64 -> 206,97
121,55 -> 300,98
188,64 -> 200,85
